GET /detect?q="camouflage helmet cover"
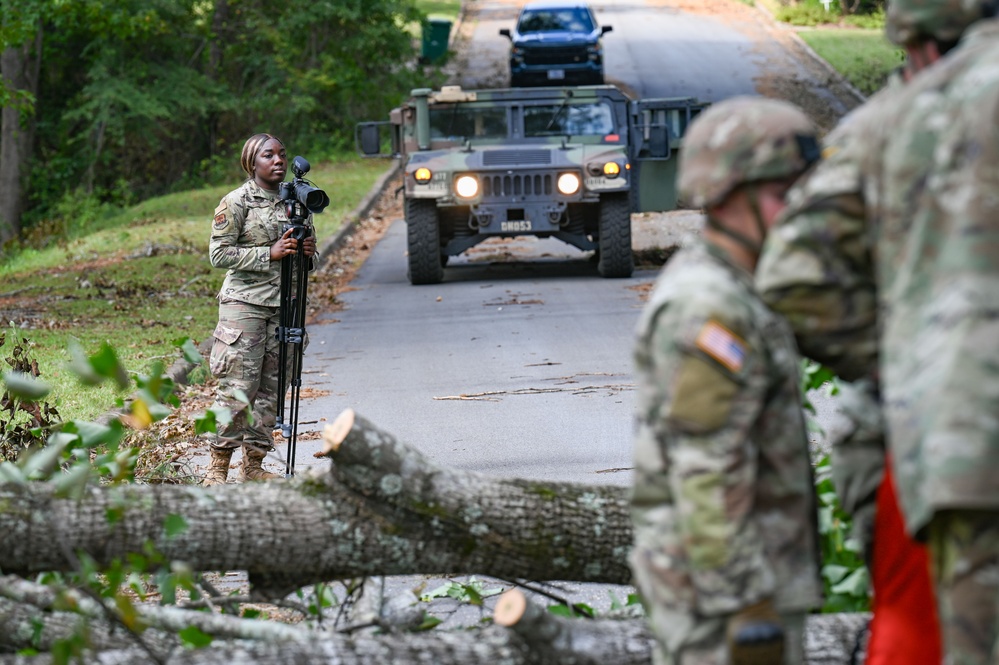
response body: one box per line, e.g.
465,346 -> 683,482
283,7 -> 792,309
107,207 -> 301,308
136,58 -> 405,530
885,0 -> 991,46
678,96 -> 819,209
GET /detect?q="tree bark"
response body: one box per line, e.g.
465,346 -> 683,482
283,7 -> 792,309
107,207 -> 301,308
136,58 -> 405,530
0,24 -> 41,246
0,578 -> 870,664
0,406 -> 872,663
0,409 -> 631,598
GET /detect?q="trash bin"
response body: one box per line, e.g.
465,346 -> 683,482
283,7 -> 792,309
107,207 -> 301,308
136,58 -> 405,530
421,18 -> 452,64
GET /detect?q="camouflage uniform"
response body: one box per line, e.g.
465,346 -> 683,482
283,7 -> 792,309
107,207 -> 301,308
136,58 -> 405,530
756,11 -> 999,663
631,97 -> 822,665
208,178 -> 314,452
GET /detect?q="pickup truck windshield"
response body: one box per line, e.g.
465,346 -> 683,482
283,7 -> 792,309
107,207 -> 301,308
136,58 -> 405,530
430,106 -> 509,140
524,102 -> 614,137
518,8 -> 594,33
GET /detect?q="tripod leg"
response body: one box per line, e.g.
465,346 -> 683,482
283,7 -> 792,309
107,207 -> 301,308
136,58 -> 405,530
281,242 -> 313,477
275,253 -> 294,439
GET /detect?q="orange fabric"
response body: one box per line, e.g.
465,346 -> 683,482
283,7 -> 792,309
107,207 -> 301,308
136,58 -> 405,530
864,463 -> 941,664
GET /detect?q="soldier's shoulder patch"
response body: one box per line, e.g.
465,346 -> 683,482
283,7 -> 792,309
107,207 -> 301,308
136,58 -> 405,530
695,320 -> 747,373
213,199 -> 230,230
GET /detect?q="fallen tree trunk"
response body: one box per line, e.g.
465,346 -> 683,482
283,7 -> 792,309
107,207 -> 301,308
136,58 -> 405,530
0,409 -> 631,598
0,577 -> 870,665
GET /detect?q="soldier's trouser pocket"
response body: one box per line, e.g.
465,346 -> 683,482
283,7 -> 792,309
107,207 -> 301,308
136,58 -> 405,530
210,321 -> 243,379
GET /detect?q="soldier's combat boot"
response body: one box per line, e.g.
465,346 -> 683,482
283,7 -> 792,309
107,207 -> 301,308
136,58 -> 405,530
241,445 -> 281,481
202,447 -> 234,486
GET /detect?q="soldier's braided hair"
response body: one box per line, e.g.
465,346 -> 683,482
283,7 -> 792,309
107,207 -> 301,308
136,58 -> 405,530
240,133 -> 285,177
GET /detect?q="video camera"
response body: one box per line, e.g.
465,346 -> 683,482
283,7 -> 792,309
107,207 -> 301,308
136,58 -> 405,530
279,156 -> 330,223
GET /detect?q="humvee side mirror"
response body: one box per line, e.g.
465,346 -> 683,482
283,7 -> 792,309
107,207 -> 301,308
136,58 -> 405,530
601,25 -> 613,35
357,123 -> 382,156
499,28 -> 512,40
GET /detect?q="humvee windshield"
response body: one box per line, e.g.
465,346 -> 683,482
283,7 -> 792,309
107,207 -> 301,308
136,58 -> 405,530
430,106 -> 508,140
428,101 -> 616,141
524,102 -> 614,136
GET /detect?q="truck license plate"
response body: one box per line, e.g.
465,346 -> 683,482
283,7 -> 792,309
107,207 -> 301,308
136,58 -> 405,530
501,220 -> 532,232
547,69 -> 565,80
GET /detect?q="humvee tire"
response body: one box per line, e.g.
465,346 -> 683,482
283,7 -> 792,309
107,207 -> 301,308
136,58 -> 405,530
406,198 -> 444,285
597,193 -> 633,278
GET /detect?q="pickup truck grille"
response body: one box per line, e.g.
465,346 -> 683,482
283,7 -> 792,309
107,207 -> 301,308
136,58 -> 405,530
481,172 -> 554,199
522,46 -> 588,66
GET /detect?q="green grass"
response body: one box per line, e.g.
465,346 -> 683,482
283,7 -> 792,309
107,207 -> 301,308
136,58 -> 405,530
799,29 -> 903,96
416,0 -> 462,20
1,153 -> 393,423
754,0 -> 901,97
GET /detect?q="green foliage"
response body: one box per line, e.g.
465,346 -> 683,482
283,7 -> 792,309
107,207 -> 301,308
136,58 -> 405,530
608,590 -> 642,611
548,601 -> 595,618
420,577 -> 504,606
776,2 -> 839,25
0,326 -> 61,460
842,7 -> 885,28
305,583 -> 340,617
814,455 -> 871,612
7,0 -> 439,239
178,626 -> 213,648
798,360 -> 871,611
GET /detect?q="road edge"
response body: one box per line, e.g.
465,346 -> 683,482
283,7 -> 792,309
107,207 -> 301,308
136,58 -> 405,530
752,1 -> 867,105
315,161 -> 402,271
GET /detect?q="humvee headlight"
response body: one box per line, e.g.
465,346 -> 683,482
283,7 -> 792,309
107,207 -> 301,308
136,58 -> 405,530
455,175 -> 479,198
603,162 -> 621,178
414,167 -> 432,183
557,173 -> 581,195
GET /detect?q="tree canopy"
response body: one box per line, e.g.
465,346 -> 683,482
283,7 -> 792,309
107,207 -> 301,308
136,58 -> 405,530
0,0 -> 438,244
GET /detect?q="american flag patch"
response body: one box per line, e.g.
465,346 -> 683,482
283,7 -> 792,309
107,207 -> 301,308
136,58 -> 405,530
695,320 -> 747,372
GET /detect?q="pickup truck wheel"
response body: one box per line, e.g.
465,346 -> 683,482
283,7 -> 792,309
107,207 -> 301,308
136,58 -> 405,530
406,198 -> 445,285
597,193 -> 633,278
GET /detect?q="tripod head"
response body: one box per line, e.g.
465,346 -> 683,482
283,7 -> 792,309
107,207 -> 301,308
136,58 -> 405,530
279,156 -> 330,217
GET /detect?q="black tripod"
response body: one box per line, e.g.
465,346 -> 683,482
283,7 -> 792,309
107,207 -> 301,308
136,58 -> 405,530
275,208 -> 311,477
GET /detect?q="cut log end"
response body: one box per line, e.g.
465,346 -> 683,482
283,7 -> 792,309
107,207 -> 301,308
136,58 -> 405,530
321,409 -> 356,455
493,589 -> 527,627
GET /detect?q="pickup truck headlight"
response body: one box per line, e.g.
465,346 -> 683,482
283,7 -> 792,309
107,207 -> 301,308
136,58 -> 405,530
557,173 -> 581,195
455,175 -> 479,198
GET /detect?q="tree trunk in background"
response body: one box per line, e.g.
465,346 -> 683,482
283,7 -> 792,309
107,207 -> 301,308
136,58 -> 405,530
205,0 -> 229,157
0,26 -> 41,246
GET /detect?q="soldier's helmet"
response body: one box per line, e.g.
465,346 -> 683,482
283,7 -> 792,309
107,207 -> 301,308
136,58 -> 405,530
885,0 -> 993,46
678,96 -> 819,209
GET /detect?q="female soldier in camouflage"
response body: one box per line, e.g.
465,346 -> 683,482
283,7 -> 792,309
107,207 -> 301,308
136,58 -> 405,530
202,133 -> 317,485
630,97 -> 823,665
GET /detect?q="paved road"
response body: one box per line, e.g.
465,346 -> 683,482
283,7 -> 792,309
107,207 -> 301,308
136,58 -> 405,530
292,224 -> 650,486
456,0 -> 855,124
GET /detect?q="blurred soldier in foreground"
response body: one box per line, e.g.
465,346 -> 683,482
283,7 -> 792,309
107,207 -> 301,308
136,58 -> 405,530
756,0 -> 999,661
630,97 -> 822,665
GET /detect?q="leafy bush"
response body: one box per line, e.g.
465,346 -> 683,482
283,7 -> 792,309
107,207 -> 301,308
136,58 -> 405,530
0,326 -> 61,460
801,360 -> 872,612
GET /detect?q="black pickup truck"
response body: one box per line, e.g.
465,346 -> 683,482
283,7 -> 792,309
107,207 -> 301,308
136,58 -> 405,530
500,1 -> 612,87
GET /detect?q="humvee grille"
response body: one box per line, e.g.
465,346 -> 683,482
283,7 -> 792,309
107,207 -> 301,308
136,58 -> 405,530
482,173 -> 553,199
483,150 -> 552,166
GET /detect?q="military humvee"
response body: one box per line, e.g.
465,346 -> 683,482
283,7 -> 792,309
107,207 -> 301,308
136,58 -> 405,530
357,84 -> 705,284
